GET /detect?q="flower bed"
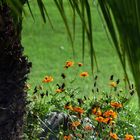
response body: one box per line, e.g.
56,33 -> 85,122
24,61 -> 140,140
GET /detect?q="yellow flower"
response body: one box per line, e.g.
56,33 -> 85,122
92,108 -> 97,114
112,112 -> 117,119
92,107 -> 102,116
110,132 -> 119,140
64,105 -> 73,111
111,102 -> 123,108
64,61 -> 74,68
109,81 -> 117,87
125,134 -> 134,140
96,109 -> 102,116
55,89 -> 63,93
71,121 -> 81,127
73,107 -> 84,114
42,76 -> 53,83
80,72 -> 89,77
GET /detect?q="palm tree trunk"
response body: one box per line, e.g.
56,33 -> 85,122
0,1 -> 31,139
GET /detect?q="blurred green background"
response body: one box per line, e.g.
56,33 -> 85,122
22,1 -> 138,107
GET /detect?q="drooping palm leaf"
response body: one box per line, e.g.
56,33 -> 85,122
37,0 -> 47,22
69,0 -> 99,72
80,0 -> 86,63
26,0 -> 35,20
98,0 -> 140,103
6,0 -> 25,22
84,0 -> 98,72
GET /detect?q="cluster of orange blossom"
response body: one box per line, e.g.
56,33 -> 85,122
92,103 -> 134,140
41,61 -> 135,140
111,102 -> 123,108
42,61 -> 88,83
64,105 -> 84,114
109,133 -> 134,140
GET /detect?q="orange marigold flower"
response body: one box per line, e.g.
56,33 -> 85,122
92,107 -> 102,116
110,132 -> 119,140
42,76 -> 53,83
103,110 -> 117,119
64,61 -> 74,68
71,121 -> 81,127
64,105 -> 73,111
73,107 -> 84,114
56,89 -> 63,93
112,112 -> 117,119
92,108 -> 97,114
111,102 -> 123,108
103,117 -> 112,124
78,62 -> 83,67
80,72 -> 89,77
109,81 -> 117,87
84,125 -> 93,131
95,116 -> 104,123
96,111 -> 102,117
64,135 -> 72,140
125,134 -> 134,140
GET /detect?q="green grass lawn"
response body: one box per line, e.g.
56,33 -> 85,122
22,1 -> 138,107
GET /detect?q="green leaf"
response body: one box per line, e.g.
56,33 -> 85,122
37,0 -> 46,22
98,0 -> 140,104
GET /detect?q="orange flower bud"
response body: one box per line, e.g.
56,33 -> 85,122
73,107 -> 84,114
125,134 -> 134,140
64,61 -> 74,68
111,102 -> 123,108
110,132 -> 119,140
42,76 -> 53,83
80,72 -> 89,77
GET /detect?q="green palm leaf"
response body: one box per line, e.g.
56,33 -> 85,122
98,0 -> 140,103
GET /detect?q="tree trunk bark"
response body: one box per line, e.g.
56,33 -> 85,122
0,1 -> 31,140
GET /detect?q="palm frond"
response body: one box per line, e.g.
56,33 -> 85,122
84,0 -> 98,72
37,0 -> 47,22
70,0 -> 98,71
80,0 -> 85,63
98,0 -> 140,103
53,0 -> 75,57
6,0 -> 25,21
26,0 -> 35,21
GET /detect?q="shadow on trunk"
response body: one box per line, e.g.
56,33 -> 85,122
0,2 -> 31,140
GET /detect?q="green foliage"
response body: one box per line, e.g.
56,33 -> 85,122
5,0 -> 140,105
98,0 -> 140,103
23,0 -> 131,92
